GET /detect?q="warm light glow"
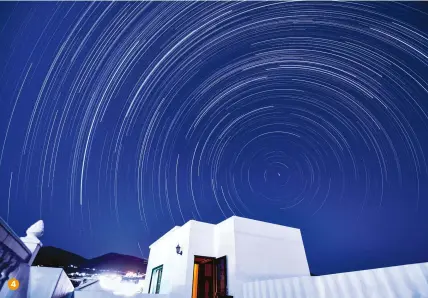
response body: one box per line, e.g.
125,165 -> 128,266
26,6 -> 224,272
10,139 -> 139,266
98,274 -> 144,297
192,263 -> 199,298
125,272 -> 136,278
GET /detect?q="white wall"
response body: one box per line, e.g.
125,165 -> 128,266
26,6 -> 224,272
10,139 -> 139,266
215,217 -> 237,296
144,216 -> 310,298
143,225 -> 191,296
75,292 -> 169,298
144,220 -> 219,298
234,216 -> 310,279
27,267 -> 73,298
52,269 -> 74,298
232,217 -> 310,298
242,262 -> 428,298
74,280 -> 169,298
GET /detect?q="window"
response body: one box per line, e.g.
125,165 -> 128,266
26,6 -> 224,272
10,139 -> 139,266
148,265 -> 163,294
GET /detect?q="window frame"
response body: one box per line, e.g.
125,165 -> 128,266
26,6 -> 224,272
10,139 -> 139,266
148,264 -> 164,294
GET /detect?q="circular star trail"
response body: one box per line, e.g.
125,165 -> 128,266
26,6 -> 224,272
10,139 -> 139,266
0,2 -> 428,269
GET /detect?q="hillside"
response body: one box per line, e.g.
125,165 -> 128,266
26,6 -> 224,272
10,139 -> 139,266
85,252 -> 148,272
33,246 -> 147,273
33,246 -> 87,268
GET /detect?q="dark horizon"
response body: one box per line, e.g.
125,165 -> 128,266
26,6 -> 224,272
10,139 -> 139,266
34,245 -> 149,261
1,2 -> 428,276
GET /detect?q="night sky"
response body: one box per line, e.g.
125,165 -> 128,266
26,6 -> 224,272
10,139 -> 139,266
1,2 -> 428,275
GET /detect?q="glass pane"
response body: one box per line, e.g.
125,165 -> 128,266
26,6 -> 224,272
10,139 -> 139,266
149,270 -> 158,294
149,266 -> 163,294
156,267 -> 163,294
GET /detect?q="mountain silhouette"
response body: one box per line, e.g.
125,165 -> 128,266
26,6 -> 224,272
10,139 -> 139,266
33,246 -> 87,268
33,246 -> 147,273
85,252 -> 148,272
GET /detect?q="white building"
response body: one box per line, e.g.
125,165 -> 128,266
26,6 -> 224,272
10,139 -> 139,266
143,216 -> 310,298
1,215 -> 428,298
143,216 -> 428,298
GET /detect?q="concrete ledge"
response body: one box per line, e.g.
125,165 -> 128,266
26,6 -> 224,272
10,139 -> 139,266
0,217 -> 32,262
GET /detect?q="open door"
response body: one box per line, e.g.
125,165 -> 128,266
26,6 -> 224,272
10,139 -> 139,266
193,256 -> 215,298
215,256 -> 228,297
192,255 -> 229,298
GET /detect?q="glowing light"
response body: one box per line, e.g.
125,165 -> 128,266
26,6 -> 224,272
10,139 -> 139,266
124,272 -> 136,278
99,274 -> 122,291
98,274 -> 144,297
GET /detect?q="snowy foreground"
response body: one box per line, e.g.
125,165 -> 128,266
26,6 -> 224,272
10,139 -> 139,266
74,262 -> 428,298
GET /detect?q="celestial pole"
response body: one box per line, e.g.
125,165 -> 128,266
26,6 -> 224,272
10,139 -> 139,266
0,1 -> 427,273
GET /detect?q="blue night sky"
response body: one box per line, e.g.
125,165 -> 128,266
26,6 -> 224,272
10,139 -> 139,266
1,2 -> 428,275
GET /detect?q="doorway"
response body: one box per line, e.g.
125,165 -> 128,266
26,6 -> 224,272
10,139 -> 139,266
192,255 -> 228,298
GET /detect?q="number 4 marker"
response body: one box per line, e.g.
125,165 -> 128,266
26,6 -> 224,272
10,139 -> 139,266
7,278 -> 20,290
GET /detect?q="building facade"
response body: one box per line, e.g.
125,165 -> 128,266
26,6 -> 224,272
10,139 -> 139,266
143,216 -> 310,298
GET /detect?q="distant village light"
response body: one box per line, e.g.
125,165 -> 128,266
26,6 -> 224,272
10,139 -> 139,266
176,244 -> 182,255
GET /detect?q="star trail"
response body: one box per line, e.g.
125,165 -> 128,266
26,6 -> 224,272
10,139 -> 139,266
1,2 -> 428,274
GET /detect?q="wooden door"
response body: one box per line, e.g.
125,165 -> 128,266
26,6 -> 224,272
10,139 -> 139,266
215,256 -> 227,296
